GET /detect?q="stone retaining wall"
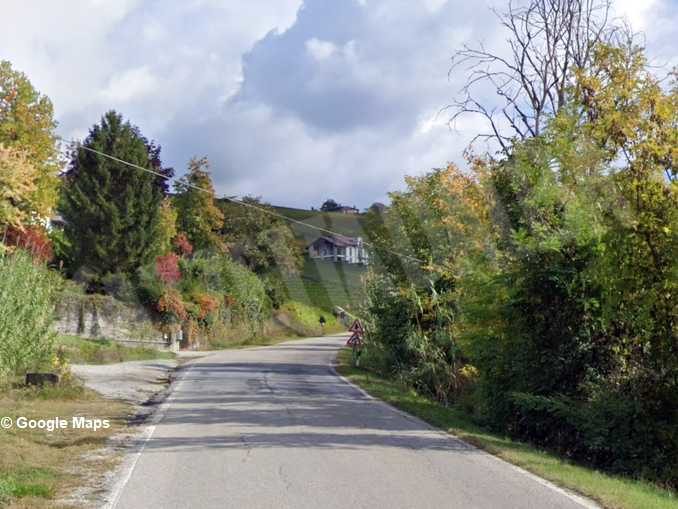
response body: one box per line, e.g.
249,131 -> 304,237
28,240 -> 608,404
54,292 -> 173,350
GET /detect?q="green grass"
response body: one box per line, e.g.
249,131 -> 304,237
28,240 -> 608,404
278,301 -> 344,335
206,301 -> 345,350
336,349 -> 678,509
0,382 -> 129,508
283,257 -> 366,312
0,468 -> 56,503
56,335 -> 175,365
273,205 -> 369,312
273,206 -> 367,240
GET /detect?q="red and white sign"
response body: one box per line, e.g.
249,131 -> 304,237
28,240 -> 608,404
346,319 -> 364,347
348,319 -> 364,334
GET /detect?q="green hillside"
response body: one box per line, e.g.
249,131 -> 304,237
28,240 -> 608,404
273,205 -> 368,241
283,257 -> 366,313
272,205 -> 369,313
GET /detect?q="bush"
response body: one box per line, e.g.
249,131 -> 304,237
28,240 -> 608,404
0,252 -> 59,379
361,272 -> 467,404
219,256 -> 271,327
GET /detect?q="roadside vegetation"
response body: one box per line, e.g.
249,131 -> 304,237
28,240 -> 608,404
55,335 -> 175,365
0,382 -> 129,508
357,0 -> 677,495
0,57 -> 343,508
337,349 -> 677,509
1,0 -> 676,505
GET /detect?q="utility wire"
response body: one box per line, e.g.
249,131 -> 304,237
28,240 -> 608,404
73,142 -> 425,264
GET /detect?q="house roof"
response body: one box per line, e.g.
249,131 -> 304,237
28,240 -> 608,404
311,235 -> 361,247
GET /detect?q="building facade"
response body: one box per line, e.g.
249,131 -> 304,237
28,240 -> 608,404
308,235 -> 368,265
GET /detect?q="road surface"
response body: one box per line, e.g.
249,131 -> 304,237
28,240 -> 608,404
112,335 -> 595,509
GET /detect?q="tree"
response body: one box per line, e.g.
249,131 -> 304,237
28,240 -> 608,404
60,111 -> 170,281
450,0 -> 618,153
219,196 -> 302,276
173,157 -> 225,252
320,199 -> 339,212
0,145 -> 47,229
573,42 -> 678,409
155,198 -> 178,256
0,61 -> 60,229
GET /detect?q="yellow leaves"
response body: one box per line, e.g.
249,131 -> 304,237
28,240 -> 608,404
0,143 -> 52,228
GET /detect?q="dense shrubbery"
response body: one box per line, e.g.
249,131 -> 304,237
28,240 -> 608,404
362,43 -> 678,486
0,252 -> 59,379
137,249 -> 272,345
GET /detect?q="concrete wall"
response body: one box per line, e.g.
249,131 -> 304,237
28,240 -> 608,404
54,292 -> 172,350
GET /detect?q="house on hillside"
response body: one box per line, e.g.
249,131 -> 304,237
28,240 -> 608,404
308,235 -> 369,265
320,199 -> 359,214
334,205 -> 359,214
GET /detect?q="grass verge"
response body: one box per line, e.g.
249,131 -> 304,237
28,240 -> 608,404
206,300 -> 344,351
56,335 -> 175,365
0,381 -> 130,508
206,333 -> 299,350
336,348 -> 677,509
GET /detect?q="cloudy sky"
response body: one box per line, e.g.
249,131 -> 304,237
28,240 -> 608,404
3,0 -> 676,208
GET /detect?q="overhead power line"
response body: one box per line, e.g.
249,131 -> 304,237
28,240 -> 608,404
72,142 -> 425,264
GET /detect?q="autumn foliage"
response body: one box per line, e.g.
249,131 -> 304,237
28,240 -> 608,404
155,253 -> 181,284
173,233 -> 193,257
156,288 -> 187,321
4,226 -> 53,262
194,293 -> 220,320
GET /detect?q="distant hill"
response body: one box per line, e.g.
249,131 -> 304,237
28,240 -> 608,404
272,205 -> 368,242
272,205 -> 369,313
216,200 -> 370,312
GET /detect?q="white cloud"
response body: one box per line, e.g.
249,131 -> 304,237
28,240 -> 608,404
305,38 -> 337,61
614,0 -> 658,31
2,0 -> 675,208
100,66 -> 158,103
422,0 -> 448,13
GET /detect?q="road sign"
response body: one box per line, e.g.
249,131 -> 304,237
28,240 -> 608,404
348,319 -> 364,334
346,332 -> 363,347
346,319 -> 365,362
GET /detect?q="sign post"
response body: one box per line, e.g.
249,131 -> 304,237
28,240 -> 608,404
346,319 -> 364,367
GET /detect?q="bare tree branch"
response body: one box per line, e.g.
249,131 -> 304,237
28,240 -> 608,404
449,0 -> 617,155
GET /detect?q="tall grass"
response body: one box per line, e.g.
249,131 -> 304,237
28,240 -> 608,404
0,251 -> 59,379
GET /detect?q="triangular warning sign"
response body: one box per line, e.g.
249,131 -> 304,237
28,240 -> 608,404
348,319 -> 364,334
346,332 -> 363,346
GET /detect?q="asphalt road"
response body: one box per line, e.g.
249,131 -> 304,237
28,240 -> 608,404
112,335 -> 595,509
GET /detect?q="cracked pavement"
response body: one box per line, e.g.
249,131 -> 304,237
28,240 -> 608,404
112,335 -> 595,509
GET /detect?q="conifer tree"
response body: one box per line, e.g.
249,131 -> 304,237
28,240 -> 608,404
60,111 -> 172,280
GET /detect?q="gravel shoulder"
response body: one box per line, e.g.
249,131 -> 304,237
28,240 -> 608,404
60,359 -> 184,507
71,359 -> 178,406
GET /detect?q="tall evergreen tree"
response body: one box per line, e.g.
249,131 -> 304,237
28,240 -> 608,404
60,111 -> 172,280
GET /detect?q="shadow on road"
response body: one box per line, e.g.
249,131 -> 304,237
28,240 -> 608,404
136,358 -> 476,455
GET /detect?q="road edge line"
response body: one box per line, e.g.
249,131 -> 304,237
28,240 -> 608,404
103,364 -> 191,509
327,355 -> 600,509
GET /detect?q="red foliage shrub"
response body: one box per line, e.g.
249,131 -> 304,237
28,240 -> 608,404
156,253 -> 181,284
173,233 -> 193,257
3,226 -> 53,262
194,293 -> 220,320
157,288 -> 187,321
